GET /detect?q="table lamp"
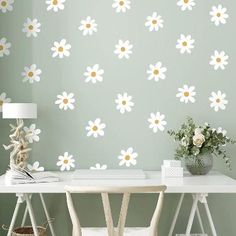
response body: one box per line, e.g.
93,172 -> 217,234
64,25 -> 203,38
2,103 -> 37,170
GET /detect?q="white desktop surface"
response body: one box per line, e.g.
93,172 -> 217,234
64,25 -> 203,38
0,171 -> 236,193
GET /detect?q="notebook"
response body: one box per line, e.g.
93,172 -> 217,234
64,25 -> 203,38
72,169 -> 146,179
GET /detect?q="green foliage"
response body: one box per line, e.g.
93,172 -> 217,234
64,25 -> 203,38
168,117 -> 236,169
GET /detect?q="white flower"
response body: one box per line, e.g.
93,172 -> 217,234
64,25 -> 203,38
112,0 -> 130,13
114,40 -> 133,59
21,64 -> 42,83
0,92 -> 11,112
176,34 -> 195,54
148,112 -> 167,133
86,118 -> 106,138
90,163 -> 107,170
176,85 -> 196,103
217,127 -> 227,137
147,62 -> 167,82
27,161 -> 44,172
177,0 -> 195,11
22,18 -> 41,38
194,128 -> 202,135
84,64 -> 104,84
209,91 -> 228,112
115,93 -> 134,114
118,147 -> 137,167
79,16 -> 97,36
46,0 -> 65,12
55,92 -> 75,110
51,39 -> 71,58
210,5 -> 229,26
193,133 -> 205,147
57,152 -> 75,171
145,12 -> 164,32
24,124 -> 41,143
209,50 -> 228,70
0,0 -> 14,13
0,37 -> 11,57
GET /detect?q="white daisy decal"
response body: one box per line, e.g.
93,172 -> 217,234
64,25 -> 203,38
112,0 -> 130,13
148,112 -> 167,133
90,163 -> 107,170
176,85 -> 196,103
0,92 -> 11,112
177,0 -> 195,11
86,118 -> 106,138
57,152 -> 75,171
21,64 -> 42,83
115,93 -> 134,114
210,5 -> 229,26
24,124 -> 41,143
209,91 -> 228,112
46,0 -> 65,12
147,62 -> 167,81
0,0 -> 14,13
79,16 -> 97,36
176,34 -> 195,54
209,50 -> 228,70
84,64 -> 104,84
0,37 -> 11,57
145,12 -> 164,32
118,147 -> 137,167
22,18 -> 41,38
27,161 -> 44,172
55,92 -> 75,110
114,40 -> 133,59
51,39 -> 71,58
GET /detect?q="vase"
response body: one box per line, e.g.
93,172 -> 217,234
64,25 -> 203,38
185,153 -> 213,175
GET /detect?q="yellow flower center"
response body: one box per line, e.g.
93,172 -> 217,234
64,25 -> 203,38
1,1 -> 7,7
52,0 -> 58,5
152,19 -> 157,25
122,100 -> 126,105
125,155 -> 130,161
120,47 -> 126,52
28,25 -> 34,30
0,100 -> 3,106
184,91 -> 189,97
183,0 -> 189,3
92,125 -> 98,131
91,71 -> 96,77
63,98 -> 68,104
155,119 -> 159,124
153,69 -> 159,75
86,23 -> 91,28
28,71 -> 34,77
182,41 -> 187,47
58,46 -> 64,52
0,45 -> 3,51
217,12 -> 221,17
119,1 -> 124,6
216,98 -> 221,103
63,159 -> 69,164
216,57 -> 221,63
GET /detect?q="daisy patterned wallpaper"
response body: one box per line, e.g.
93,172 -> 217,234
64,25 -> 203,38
0,0 -> 236,234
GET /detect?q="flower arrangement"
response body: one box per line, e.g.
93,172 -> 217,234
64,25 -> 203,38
168,117 -> 235,169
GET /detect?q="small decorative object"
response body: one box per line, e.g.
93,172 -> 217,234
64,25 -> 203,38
168,117 -> 236,175
2,103 -> 37,170
161,160 -> 183,178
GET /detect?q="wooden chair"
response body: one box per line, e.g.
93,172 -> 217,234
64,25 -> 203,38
65,185 -> 167,236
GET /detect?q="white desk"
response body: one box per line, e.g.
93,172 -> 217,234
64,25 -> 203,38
1,171 -> 236,236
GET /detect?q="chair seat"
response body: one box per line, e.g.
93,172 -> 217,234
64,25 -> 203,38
82,227 -> 151,236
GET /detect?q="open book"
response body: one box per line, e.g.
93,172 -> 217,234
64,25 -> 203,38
5,167 -> 59,185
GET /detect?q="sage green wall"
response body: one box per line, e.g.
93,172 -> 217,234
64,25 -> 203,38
1,0 -> 236,235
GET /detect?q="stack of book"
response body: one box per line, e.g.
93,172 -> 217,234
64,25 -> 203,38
161,160 -> 183,178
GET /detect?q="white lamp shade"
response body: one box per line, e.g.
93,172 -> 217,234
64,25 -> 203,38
2,103 -> 37,119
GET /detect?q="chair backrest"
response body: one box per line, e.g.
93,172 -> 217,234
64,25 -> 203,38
65,185 -> 167,236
